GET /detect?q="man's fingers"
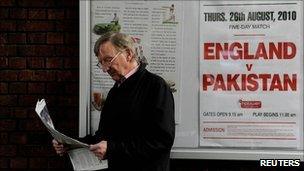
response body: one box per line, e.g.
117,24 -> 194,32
89,143 -> 107,160
89,144 -> 98,151
52,139 -> 67,156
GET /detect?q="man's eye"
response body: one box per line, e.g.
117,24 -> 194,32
103,59 -> 111,63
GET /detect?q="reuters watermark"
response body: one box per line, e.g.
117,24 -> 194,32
260,159 -> 300,167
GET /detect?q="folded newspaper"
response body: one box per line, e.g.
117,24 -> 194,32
35,99 -> 108,171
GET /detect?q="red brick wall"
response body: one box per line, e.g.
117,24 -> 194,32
1,0 -> 302,171
0,0 -> 78,170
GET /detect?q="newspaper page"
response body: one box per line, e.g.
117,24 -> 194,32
35,99 -> 108,170
199,1 -> 303,148
68,148 -> 108,171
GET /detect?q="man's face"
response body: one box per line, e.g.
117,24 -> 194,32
97,41 -> 129,81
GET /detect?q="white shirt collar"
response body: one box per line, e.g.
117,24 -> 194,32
117,64 -> 139,86
124,64 -> 139,80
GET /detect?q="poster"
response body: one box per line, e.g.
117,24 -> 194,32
200,1 -> 303,148
90,1 -> 183,133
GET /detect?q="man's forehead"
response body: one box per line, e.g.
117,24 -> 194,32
99,42 -> 116,55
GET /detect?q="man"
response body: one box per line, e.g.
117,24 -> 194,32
52,32 -> 175,171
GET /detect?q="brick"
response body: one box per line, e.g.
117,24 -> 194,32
0,57 -> 9,68
9,132 -> 27,144
28,82 -> 45,94
64,58 -> 78,68
65,83 -> 78,94
48,9 -> 64,19
10,108 -> 27,118
0,21 -> 16,31
55,20 -> 77,32
18,119 -> 44,131
66,9 -> 78,19
0,33 -> 8,44
8,33 -> 26,44
0,0 -> 14,7
10,158 -> 27,168
0,45 -> 17,56
27,57 -> 45,69
27,132 -> 49,144
0,83 -> 8,94
47,33 -> 63,44
19,145 -> 54,157
17,21 -> 53,32
0,70 -> 18,81
57,71 -> 78,82
57,0 -> 78,7
32,71 -> 56,81
0,145 -> 17,158
0,132 -> 8,144
18,0 -> 54,7
9,57 -> 26,69
9,8 -> 27,19
0,95 -> 18,106
58,96 -> 78,107
46,82 -> 64,94
18,70 -> 32,81
29,158 -> 47,169
64,33 -> 78,44
18,95 -> 41,107
28,9 -> 46,19
9,82 -> 27,94
27,33 -> 46,44
55,45 -> 79,56
0,107 -> 10,118
0,119 -> 16,130
46,57 -> 62,68
27,109 -> 37,119
0,158 -> 9,168
0,8 -> 9,19
18,45 -> 54,56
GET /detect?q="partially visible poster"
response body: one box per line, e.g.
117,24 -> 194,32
200,1 -> 303,148
90,1 -> 183,132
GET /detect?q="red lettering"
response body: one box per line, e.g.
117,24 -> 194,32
246,64 -> 253,71
283,42 -> 296,59
203,74 -> 214,90
204,43 -> 214,59
270,74 -> 283,91
202,42 -> 296,60
269,42 -> 282,59
243,42 -> 254,59
284,74 -> 297,91
259,74 -> 271,90
247,74 -> 258,91
255,42 -> 268,59
227,74 -> 240,90
202,73 -> 297,91
214,75 -> 226,90
229,42 -> 242,60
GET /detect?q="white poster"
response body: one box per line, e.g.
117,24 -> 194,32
90,1 -> 183,132
200,1 -> 303,148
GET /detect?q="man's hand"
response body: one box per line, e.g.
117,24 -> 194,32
52,139 -> 67,156
90,141 -> 107,160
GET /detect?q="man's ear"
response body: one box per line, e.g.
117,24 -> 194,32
124,48 -> 134,62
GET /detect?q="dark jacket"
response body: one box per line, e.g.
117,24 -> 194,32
85,64 -> 175,171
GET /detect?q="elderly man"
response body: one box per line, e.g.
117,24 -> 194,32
53,32 -> 175,171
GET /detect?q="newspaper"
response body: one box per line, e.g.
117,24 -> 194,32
35,99 -> 108,171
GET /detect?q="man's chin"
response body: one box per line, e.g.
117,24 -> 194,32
110,74 -> 120,82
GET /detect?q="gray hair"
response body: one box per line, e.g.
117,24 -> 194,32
93,32 -> 138,62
